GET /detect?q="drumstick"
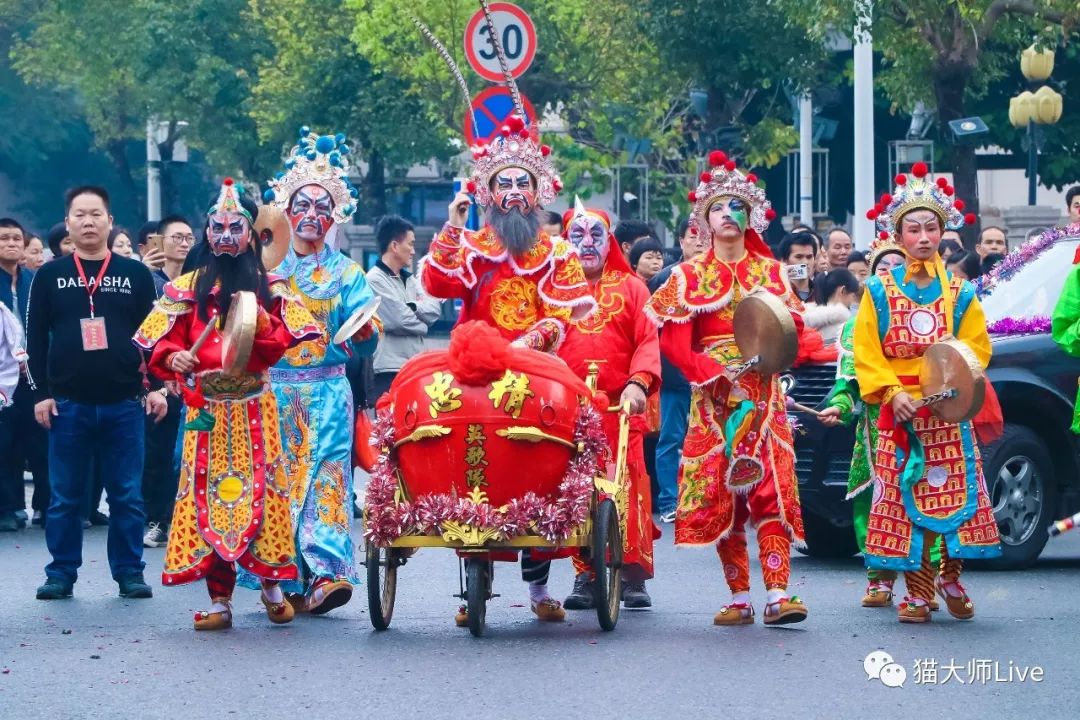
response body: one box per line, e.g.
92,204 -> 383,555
788,401 -> 825,418
189,320 -> 216,354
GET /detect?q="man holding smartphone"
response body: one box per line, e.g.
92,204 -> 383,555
778,231 -> 819,302
140,215 -> 193,550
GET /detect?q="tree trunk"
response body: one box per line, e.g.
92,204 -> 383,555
157,140 -> 178,217
934,68 -> 980,249
105,139 -> 141,216
365,149 -> 387,220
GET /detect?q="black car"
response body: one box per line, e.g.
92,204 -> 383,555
789,231 -> 1080,569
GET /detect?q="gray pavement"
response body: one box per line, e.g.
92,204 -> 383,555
2,517 -> 1079,718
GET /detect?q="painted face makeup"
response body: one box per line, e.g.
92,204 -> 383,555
287,184 -> 335,243
208,211 -> 251,257
567,214 -> 610,275
898,209 -> 942,261
875,251 -> 905,277
707,195 -> 748,238
491,167 -> 536,214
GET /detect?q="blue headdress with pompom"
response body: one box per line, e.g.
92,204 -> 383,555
263,126 -> 360,225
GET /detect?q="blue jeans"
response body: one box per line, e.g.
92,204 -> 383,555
45,398 -> 146,584
654,387 -> 691,515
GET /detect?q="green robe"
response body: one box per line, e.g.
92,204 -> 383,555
825,317 -> 878,500
1051,264 -> 1080,433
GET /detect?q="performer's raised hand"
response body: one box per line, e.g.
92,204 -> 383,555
891,390 -> 918,423
620,383 -> 647,415
448,192 -> 472,227
169,350 -> 199,374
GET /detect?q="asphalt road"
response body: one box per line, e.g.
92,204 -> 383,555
2,515 -> 1079,718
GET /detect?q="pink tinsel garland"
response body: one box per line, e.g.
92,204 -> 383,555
977,222 -> 1080,299
986,315 -> 1051,336
363,405 -> 606,546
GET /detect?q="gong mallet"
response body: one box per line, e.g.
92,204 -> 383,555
1049,511 -> 1080,537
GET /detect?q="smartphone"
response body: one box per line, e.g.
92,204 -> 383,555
787,263 -> 809,281
145,234 -> 165,255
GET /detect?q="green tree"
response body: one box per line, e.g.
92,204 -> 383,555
779,0 -> 1080,236
250,0 -> 451,218
10,0 -> 274,215
348,0 -> 682,220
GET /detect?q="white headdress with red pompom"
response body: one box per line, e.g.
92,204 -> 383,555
210,177 -> 252,223
687,150 -> 776,237
866,161 -> 976,241
467,115 -> 562,208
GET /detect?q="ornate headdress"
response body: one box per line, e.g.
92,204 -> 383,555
560,196 -> 631,274
867,162 -> 975,238
866,234 -> 902,271
466,114 -> 562,208
210,177 -> 252,223
687,150 -> 775,256
263,126 -> 359,225
561,196 -> 611,233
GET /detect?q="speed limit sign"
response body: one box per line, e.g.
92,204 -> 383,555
463,3 -> 537,83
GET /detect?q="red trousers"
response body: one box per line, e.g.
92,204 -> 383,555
715,477 -> 791,593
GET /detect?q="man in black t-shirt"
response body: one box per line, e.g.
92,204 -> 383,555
25,186 -> 167,600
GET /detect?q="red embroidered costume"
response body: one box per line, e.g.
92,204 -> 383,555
646,151 -> 808,625
557,205 -> 661,582
134,272 -> 320,588
423,226 -> 596,351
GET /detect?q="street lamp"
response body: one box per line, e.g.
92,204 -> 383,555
1010,44 -> 1063,205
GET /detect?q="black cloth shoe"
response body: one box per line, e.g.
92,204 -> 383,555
622,580 -> 652,609
563,572 -> 596,610
89,510 -> 110,526
36,577 -> 74,600
118,574 -> 153,599
31,510 -> 44,527
0,512 -> 19,532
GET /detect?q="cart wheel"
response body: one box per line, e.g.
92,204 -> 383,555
366,542 -> 398,631
592,498 -> 623,631
466,559 -> 491,638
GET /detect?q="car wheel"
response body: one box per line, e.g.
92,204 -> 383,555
795,510 -> 858,558
979,424 -> 1056,570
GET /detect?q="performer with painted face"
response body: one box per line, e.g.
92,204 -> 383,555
421,114 -> 595,623
248,128 -> 380,615
646,151 -> 808,626
133,179 -> 320,631
423,115 -> 595,353
556,200 -> 660,611
853,162 -> 1000,624
818,235 -> 919,608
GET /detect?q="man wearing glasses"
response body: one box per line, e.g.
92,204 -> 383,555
140,216 -> 193,550
148,216 -> 194,297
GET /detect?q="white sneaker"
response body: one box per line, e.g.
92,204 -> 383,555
143,522 -> 167,548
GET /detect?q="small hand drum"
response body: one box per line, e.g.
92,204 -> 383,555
332,296 -> 382,346
919,338 -> 986,423
222,291 -> 257,376
732,292 -> 798,376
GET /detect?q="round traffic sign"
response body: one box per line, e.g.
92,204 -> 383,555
464,86 -> 537,147
463,3 -> 537,83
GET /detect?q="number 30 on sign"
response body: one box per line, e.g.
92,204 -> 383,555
463,2 -> 537,83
